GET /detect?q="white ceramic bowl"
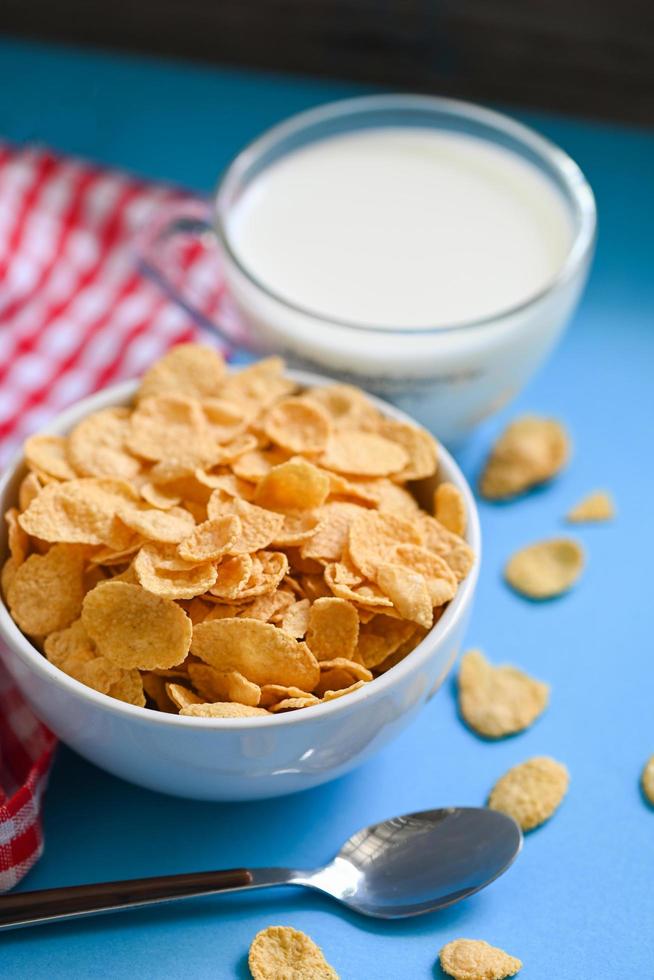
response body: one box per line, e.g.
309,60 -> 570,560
0,370 -> 480,801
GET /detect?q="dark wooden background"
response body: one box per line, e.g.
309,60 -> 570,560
2,0 -> 654,125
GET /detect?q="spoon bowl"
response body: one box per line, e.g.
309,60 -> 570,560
0,806 -> 521,930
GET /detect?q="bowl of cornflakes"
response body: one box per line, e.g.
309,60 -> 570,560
0,346 -> 480,800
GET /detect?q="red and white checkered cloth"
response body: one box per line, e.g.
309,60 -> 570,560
0,142 -> 231,888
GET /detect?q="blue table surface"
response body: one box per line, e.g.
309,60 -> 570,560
1,35 -> 653,980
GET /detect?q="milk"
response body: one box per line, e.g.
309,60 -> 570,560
218,122 -> 592,443
227,128 -> 573,329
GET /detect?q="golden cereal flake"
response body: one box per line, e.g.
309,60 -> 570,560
67,407 -> 141,479
641,755 -> 654,806
348,510 -> 423,581
187,663 -> 261,706
364,417 -> 438,481
7,544 -> 86,635
207,494 -> 284,553
24,434 -> 77,481
566,490 -> 615,523
248,926 -> 339,980
305,597 -> 360,661
458,650 -> 549,738
488,756 -> 569,831
263,396 -> 332,454
177,515 -> 241,562
439,938 -> 522,980
137,342 -> 226,401
434,481 -> 467,537
505,538 -> 583,599
191,618 -> 320,690
480,416 -> 569,500
269,695 -> 321,712
5,507 -> 29,565
254,458 -> 330,512
321,430 -> 408,477
81,580 -> 191,670
180,702 -> 269,718
376,563 -> 433,629
18,478 -> 138,546
127,394 -> 218,468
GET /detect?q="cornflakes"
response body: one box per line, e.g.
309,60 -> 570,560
488,756 -> 569,831
439,939 -> 522,980
505,539 -> 583,599
248,926 -> 338,980
566,490 -> 614,523
480,416 -> 569,500
458,650 -> 549,738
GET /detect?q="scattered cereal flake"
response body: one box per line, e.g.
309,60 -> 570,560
241,590 -> 294,623
108,669 -> 146,707
376,564 -> 433,629
5,507 -> 29,565
7,544 -> 86,635
366,479 -> 420,518
365,418 -> 438,481
566,490 -> 615,523
488,756 -> 569,831
505,538 -> 583,600
142,672 -> 177,712
191,618 -> 320,690
280,598 -> 311,638
18,478 -> 138,546
180,702 -> 268,718
439,938 -> 522,980
187,663 -> 261,706
68,407 -> 141,479
348,511 -> 423,580
254,458 -> 330,512
480,416 -> 569,500
134,542 -> 217,599
458,650 -> 549,738
641,755 -> 654,806
177,515 -> 241,562
434,482 -> 467,536
321,430 -> 408,477
207,495 -> 284,553
264,397 -> 332,454
234,551 -> 289,601
248,926 -> 339,980
137,342 -> 226,401
166,682 -> 204,710
81,581 -> 191,669
201,398 -> 249,443
306,597 -> 359,661
24,434 -> 77,481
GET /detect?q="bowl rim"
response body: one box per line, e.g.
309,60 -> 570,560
214,92 -> 597,335
0,366 -> 480,729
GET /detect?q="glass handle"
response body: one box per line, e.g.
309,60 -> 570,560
135,198 -> 250,352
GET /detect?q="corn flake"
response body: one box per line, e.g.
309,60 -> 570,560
7,544 -> 85,635
177,515 -> 240,562
488,756 -> 569,831
566,490 -> 615,523
180,702 -> 268,718
248,925 -> 338,980
254,458 -> 330,512
24,434 -> 77,481
68,407 -> 141,479
458,650 -> 549,738
376,564 -> 433,629
434,482 -> 467,537
480,416 -> 569,500
321,430 -> 408,477
137,342 -> 226,401
187,663 -> 261,706
82,580 -> 191,669
191,618 -> 320,689
264,396 -> 331,454
306,597 -> 359,661
641,755 -> 654,806
439,939 -> 522,980
505,538 -> 583,599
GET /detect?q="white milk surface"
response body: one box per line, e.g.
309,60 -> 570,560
227,128 -> 573,329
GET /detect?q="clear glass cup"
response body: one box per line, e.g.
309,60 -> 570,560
139,94 -> 596,444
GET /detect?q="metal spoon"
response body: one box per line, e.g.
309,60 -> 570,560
0,807 -> 521,930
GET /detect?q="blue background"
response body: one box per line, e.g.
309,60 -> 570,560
1,36 -> 653,979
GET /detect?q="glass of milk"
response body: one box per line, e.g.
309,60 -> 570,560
141,95 -> 596,444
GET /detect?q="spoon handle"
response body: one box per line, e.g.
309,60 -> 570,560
0,867 -> 298,931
